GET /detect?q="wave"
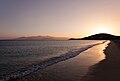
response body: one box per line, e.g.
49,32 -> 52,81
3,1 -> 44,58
0,41 -> 107,81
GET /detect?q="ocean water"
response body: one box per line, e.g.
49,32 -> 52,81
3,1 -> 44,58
0,40 -> 104,80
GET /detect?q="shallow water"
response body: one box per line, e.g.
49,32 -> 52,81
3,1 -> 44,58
0,40 -> 103,79
13,41 -> 109,81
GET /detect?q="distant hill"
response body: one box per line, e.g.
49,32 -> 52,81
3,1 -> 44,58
9,36 -> 69,41
69,33 -> 120,40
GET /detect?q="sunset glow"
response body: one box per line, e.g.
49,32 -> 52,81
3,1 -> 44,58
0,0 -> 120,39
93,26 -> 112,34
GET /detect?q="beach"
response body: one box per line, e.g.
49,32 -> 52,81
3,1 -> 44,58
81,40 -> 120,81
11,41 -> 109,81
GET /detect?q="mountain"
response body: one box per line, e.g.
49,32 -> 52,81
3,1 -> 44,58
10,36 -> 69,41
69,33 -> 120,40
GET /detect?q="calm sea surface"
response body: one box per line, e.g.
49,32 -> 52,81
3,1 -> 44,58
0,40 -> 103,76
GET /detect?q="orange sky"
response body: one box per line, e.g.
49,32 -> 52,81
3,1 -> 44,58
0,0 -> 120,39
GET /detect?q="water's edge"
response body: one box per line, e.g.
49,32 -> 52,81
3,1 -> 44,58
0,40 -> 107,81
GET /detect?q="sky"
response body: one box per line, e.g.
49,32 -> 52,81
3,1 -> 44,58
0,0 -> 120,39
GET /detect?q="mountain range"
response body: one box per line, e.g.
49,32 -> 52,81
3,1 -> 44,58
7,36 -> 69,41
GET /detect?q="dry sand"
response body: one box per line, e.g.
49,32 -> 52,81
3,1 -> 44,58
81,40 -> 120,81
13,41 -> 109,81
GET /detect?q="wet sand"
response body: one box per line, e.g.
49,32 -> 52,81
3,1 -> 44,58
81,40 -> 120,81
13,41 -> 109,81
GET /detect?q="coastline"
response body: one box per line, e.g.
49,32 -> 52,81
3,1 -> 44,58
0,41 -> 107,81
12,41 -> 109,81
81,40 -> 120,81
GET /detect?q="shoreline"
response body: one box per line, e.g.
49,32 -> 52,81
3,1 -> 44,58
0,41 -> 107,81
81,40 -> 120,81
12,40 -> 109,81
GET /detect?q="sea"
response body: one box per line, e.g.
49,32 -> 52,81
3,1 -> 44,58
0,40 -> 105,81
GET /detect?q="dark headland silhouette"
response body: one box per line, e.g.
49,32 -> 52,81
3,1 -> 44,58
69,33 -> 120,40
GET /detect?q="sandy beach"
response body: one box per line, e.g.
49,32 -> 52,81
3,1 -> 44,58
11,41 -> 109,81
81,40 -> 120,81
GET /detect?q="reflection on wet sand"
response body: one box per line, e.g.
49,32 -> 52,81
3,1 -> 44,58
81,41 -> 120,81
